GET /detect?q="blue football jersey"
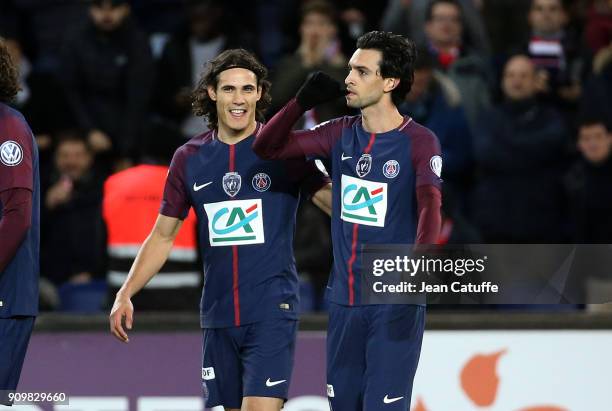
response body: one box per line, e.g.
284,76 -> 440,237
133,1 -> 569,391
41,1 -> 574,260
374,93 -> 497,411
0,103 -> 40,318
160,124 -> 327,327
254,101 -> 442,306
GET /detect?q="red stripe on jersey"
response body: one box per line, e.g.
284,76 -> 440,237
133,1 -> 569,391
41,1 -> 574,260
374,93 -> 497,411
364,132 -> 376,154
232,245 -> 240,326
371,187 -> 383,195
229,145 -> 236,172
246,203 -> 258,214
229,145 -> 240,326
345,133 -> 376,305
347,223 -> 359,305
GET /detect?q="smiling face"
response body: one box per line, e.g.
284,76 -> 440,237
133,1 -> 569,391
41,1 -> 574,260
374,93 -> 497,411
345,48 -> 397,109
207,68 -> 262,136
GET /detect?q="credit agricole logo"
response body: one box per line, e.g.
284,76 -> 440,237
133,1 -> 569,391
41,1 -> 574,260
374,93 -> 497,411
341,175 -> 387,227
204,199 -> 264,246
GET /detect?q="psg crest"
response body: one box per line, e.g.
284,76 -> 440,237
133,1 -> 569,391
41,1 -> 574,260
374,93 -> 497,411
356,154 -> 372,178
383,160 -> 400,179
252,173 -> 271,192
223,172 -> 242,197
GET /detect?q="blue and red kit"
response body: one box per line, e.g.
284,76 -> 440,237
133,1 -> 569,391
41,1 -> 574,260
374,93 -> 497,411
253,98 -> 442,410
160,122 -> 328,407
0,103 -> 39,402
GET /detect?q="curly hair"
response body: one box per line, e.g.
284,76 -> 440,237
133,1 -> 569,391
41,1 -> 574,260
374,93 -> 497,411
192,49 -> 271,129
356,31 -> 417,106
0,38 -> 19,104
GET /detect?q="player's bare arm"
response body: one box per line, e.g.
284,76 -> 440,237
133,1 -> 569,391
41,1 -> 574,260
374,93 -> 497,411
109,214 -> 183,343
312,183 -> 332,217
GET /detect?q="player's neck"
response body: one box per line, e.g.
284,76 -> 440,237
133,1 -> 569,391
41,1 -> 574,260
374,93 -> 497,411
216,121 -> 257,145
360,101 -> 404,134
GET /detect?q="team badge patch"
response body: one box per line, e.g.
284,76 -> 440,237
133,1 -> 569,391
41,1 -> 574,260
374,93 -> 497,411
356,154 -> 372,178
0,140 -> 23,166
383,160 -> 400,178
252,173 -> 271,192
430,155 -> 443,177
222,172 -> 242,197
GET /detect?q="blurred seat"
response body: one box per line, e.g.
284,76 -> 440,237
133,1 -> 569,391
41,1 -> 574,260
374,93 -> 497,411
58,280 -> 107,313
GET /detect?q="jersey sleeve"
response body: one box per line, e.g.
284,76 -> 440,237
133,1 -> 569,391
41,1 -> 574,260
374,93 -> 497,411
0,113 -> 34,193
410,124 -> 443,189
284,158 -> 331,199
253,98 -> 345,160
159,146 -> 191,219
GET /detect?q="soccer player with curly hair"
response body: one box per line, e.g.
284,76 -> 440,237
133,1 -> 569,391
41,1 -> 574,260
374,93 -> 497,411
110,49 -> 331,411
0,37 -> 40,406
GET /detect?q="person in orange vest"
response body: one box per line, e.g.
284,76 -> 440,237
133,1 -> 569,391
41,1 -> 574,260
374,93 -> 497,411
103,131 -> 199,310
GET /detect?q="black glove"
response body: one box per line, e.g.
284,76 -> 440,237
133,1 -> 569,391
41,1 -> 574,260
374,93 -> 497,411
296,71 -> 346,111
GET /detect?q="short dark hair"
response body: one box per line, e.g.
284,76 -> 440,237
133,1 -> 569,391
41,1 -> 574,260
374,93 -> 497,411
425,0 -> 463,22
91,0 -> 129,7
578,113 -> 611,133
355,31 -> 417,106
301,0 -> 337,24
192,49 -> 271,129
54,129 -> 92,153
0,38 -> 19,104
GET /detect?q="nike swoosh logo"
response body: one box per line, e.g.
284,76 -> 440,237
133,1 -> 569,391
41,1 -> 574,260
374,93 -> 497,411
266,378 -> 287,387
341,153 -> 352,161
193,181 -> 213,191
383,395 -> 404,404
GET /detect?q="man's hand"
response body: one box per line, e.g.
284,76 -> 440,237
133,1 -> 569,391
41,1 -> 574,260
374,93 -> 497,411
296,71 -> 346,111
45,176 -> 73,209
88,129 -> 113,153
109,295 -> 134,343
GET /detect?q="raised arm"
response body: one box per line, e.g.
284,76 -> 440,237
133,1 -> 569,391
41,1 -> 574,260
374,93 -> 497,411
253,71 -> 346,160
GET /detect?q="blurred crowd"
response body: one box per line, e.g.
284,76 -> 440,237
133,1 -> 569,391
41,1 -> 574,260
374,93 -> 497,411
1,0 -> 611,312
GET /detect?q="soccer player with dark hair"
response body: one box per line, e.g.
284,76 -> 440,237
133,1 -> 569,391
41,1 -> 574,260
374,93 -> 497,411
109,48 -> 331,411
0,37 -> 40,406
253,31 -> 442,410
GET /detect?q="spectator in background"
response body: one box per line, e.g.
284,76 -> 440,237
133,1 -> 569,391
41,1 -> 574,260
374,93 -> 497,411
103,128 -> 200,311
585,0 -> 612,55
421,0 -> 492,128
382,0 -> 490,55
399,47 -> 473,194
399,47 -> 476,244
154,0 -> 254,140
565,117 -> 612,243
269,0 -> 352,128
522,0 -> 583,110
481,0 -> 531,56
60,0 -> 154,168
2,0 -> 88,75
1,37 -> 72,158
470,55 -> 569,243
41,132 -> 105,288
582,43 -> 612,123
